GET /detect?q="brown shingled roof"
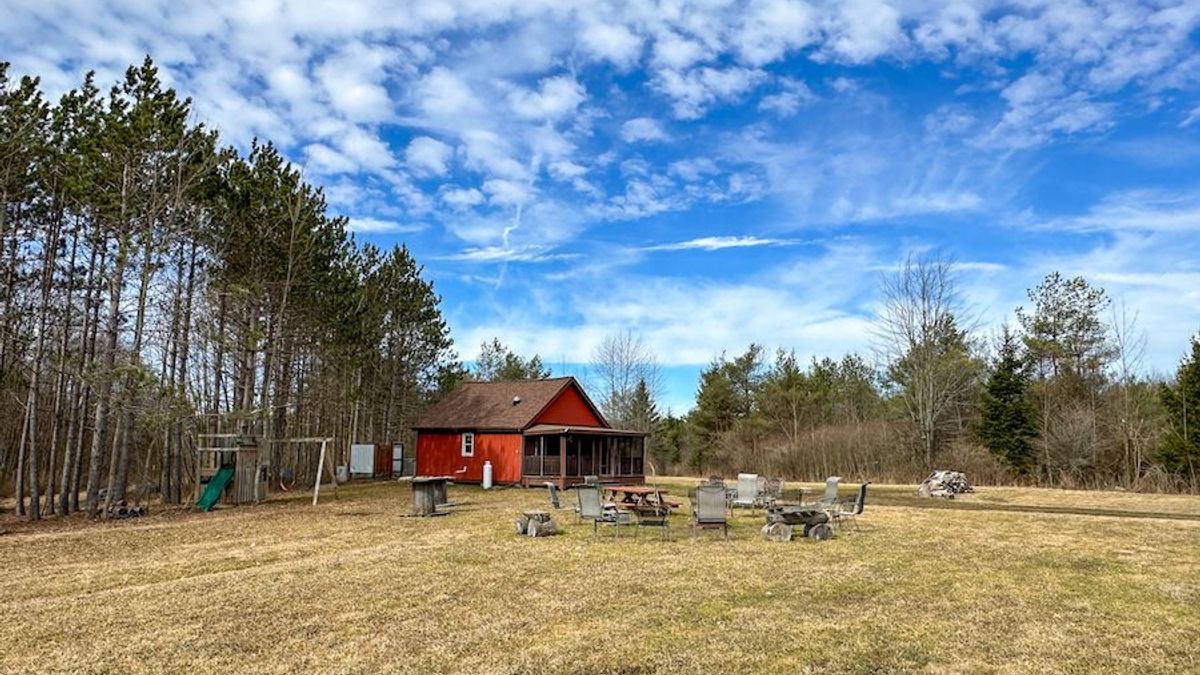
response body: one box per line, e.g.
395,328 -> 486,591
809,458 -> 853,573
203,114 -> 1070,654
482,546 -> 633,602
414,377 -> 606,431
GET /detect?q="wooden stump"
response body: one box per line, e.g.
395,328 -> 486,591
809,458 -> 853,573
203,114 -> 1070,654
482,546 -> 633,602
433,481 -> 448,506
761,522 -> 793,542
516,510 -> 556,537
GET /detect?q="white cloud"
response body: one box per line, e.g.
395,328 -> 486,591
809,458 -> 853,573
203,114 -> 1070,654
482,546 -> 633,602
508,75 -> 586,121
1060,189 -> 1200,233
651,30 -> 710,70
441,187 -> 486,208
644,235 -> 802,252
667,157 -> 718,181
482,178 -> 533,206
654,66 -> 768,119
579,22 -> 643,68
405,136 -> 452,176
735,0 -> 817,66
620,117 -> 669,143
460,129 -> 529,180
758,78 -> 815,116
1181,105 -> 1200,128
314,42 -> 394,122
822,0 -> 905,63
346,217 -> 426,234
440,245 -> 577,263
415,66 -> 480,118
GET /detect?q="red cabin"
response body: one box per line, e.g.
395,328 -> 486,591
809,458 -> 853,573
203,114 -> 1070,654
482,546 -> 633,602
413,377 -> 647,488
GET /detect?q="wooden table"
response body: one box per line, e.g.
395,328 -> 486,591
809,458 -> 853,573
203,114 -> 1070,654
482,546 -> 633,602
411,476 -> 451,516
603,485 -> 680,510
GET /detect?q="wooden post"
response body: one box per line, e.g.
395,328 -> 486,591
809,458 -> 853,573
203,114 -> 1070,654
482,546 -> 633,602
312,439 -> 327,506
559,434 -> 566,489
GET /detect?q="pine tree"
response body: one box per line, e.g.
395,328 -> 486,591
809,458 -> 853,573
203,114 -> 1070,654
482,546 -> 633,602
471,338 -> 549,381
978,327 -> 1038,475
1160,335 -> 1200,486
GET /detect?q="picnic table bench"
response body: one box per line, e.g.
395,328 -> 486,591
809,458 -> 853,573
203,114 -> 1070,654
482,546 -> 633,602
603,485 -> 681,510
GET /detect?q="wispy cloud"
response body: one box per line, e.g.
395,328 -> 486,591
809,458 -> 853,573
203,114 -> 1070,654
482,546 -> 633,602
643,236 -> 805,252
1059,189 -> 1200,233
438,245 -> 579,263
346,217 -> 426,234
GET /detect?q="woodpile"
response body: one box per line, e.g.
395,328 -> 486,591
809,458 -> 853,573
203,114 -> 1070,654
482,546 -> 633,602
917,470 -> 974,498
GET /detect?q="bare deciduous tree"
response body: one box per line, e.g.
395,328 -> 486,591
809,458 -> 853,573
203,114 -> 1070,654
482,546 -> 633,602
875,254 -> 980,470
590,329 -> 662,427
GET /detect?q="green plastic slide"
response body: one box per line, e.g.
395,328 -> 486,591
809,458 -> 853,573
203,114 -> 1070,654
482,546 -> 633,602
196,465 -> 235,512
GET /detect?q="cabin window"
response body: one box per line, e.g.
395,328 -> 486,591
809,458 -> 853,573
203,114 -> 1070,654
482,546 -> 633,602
461,432 -> 475,457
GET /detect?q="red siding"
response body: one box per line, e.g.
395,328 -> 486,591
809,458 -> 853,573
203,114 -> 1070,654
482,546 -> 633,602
534,385 -> 605,427
415,431 -> 522,483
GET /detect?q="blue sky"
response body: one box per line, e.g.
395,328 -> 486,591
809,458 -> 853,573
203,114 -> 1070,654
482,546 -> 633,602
6,0 -> 1200,412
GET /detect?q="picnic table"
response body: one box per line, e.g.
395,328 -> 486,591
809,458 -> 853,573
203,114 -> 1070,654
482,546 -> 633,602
603,485 -> 681,510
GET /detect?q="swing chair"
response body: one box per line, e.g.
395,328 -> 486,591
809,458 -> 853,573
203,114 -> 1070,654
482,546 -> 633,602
276,439 -> 301,492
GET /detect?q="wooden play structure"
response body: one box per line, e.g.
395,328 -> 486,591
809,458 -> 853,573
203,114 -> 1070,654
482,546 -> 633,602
194,434 -> 268,510
194,434 -> 337,511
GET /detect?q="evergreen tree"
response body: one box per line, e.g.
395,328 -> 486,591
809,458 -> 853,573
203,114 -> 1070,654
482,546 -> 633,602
472,338 -> 549,381
1159,335 -> 1200,485
978,327 -> 1038,475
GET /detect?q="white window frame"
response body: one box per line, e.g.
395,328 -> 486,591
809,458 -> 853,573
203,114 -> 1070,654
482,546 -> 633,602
461,432 -> 475,457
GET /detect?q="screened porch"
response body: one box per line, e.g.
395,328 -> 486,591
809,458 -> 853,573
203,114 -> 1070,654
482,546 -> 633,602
520,425 -> 646,489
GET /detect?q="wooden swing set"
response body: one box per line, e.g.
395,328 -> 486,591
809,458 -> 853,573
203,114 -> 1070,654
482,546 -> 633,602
194,434 -> 338,508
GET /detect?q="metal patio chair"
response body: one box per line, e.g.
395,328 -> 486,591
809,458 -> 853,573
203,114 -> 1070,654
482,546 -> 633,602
730,473 -> 760,513
811,476 -> 841,507
830,482 -> 870,532
692,483 -> 730,539
576,484 -> 630,537
544,482 -> 562,510
634,487 -> 672,540
759,477 -> 784,509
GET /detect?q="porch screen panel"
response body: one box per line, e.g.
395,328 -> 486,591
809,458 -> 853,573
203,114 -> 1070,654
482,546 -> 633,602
566,435 -> 580,476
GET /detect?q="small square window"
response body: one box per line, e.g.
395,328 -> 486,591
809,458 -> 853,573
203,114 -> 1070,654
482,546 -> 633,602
461,432 -> 475,457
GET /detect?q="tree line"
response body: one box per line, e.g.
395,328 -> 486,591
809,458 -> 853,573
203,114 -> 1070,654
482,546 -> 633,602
519,259 -> 1198,493
1,59 -> 459,520
648,258 -> 1198,492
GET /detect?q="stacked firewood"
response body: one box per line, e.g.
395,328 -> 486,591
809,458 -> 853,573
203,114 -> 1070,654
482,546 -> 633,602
916,470 -> 974,498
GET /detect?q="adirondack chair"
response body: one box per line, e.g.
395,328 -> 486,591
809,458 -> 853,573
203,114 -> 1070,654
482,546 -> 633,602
692,484 -> 729,539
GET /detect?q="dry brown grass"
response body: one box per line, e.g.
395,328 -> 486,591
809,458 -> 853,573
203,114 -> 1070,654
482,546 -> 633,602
1,479 -> 1198,674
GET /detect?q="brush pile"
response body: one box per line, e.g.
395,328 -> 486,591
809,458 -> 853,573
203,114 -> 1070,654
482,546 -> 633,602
917,470 -> 974,498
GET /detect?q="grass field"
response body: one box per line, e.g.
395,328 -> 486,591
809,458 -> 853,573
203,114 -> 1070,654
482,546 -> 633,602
2,479 -> 1198,674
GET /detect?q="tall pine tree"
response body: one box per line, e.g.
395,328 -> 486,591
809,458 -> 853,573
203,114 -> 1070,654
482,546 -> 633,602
978,327 -> 1038,475
1160,335 -> 1200,486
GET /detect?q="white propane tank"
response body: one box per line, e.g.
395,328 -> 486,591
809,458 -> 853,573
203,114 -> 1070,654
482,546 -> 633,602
482,460 -> 493,489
